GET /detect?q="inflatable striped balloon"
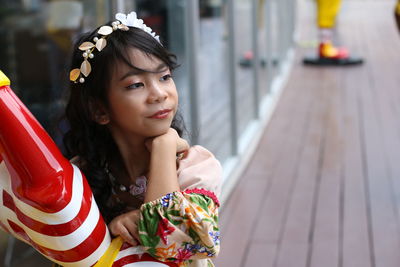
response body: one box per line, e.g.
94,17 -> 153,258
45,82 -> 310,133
0,71 -> 176,266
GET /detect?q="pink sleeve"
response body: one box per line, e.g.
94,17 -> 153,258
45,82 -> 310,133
177,145 -> 222,198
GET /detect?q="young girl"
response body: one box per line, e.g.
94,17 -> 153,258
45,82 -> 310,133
64,12 -> 221,266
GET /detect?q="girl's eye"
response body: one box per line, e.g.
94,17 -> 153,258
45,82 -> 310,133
160,74 -> 172,81
126,82 -> 144,90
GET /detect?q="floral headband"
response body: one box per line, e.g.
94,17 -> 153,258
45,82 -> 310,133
70,12 -> 161,84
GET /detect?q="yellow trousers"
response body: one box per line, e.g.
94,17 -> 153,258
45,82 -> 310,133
317,0 -> 342,28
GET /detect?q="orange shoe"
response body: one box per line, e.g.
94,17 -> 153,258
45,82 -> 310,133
303,41 -> 363,66
319,41 -> 349,59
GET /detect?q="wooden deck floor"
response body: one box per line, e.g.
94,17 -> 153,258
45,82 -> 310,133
214,1 -> 400,267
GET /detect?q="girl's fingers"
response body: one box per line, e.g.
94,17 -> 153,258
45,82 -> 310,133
177,138 -> 189,153
125,220 -> 140,241
118,227 -> 137,246
108,210 -> 141,246
146,129 -> 189,154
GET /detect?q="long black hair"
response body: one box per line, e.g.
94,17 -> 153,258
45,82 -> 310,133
63,22 -> 185,222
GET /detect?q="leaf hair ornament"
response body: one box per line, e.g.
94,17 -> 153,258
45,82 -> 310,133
70,11 -> 161,83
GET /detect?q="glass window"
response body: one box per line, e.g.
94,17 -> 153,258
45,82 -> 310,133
257,0 -> 270,98
269,0 -> 281,79
197,0 -> 232,162
0,0 -> 110,146
235,0 -> 256,138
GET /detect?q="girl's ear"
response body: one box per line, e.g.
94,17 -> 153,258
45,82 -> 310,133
88,99 -> 110,125
96,114 -> 110,125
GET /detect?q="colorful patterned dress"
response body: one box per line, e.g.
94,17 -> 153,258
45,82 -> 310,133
124,145 -> 222,267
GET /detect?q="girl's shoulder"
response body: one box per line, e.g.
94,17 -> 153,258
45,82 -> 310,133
184,145 -> 215,158
178,145 -> 220,170
177,145 -> 222,196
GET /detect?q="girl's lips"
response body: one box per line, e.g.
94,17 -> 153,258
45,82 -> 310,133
148,109 -> 172,119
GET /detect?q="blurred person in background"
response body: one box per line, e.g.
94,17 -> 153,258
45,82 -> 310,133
304,0 -> 363,65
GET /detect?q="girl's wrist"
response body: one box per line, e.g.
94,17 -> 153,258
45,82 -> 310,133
151,136 -> 176,154
149,139 -> 177,170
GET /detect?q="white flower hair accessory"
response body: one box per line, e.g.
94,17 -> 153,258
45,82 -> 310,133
70,11 -> 161,84
115,12 -> 161,42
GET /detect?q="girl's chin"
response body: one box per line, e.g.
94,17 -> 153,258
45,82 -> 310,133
146,126 -> 172,138
142,118 -> 174,137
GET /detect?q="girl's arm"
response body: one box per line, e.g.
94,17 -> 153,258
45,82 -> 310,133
108,128 -> 188,246
144,128 -> 183,202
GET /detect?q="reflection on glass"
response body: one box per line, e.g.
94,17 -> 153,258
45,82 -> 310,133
0,1 -> 88,145
197,0 -> 232,162
257,0 -> 270,98
235,0 -> 255,138
270,0 -> 281,77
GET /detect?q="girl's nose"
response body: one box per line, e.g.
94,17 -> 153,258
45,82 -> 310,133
148,83 -> 168,103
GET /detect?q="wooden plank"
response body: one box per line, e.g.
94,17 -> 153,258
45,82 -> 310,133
338,4 -> 374,267
215,178 -> 269,267
358,49 -> 400,267
354,2 -> 400,266
341,69 -> 373,267
308,69 -> 342,267
215,49 -> 320,267
244,242 -> 276,267
271,2 -> 333,264
216,54 -> 317,267
360,8 -> 400,261
273,67 -> 331,267
243,58 -> 320,267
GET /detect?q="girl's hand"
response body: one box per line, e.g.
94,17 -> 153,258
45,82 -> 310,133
145,128 -> 189,153
108,209 -> 141,246
144,128 -> 186,202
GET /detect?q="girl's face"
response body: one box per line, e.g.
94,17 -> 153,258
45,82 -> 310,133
104,48 -> 178,140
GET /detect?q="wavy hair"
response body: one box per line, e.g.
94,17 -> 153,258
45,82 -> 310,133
63,23 -> 185,222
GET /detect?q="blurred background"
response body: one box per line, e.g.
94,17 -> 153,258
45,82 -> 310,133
1,0 -> 400,266
0,0 -> 294,264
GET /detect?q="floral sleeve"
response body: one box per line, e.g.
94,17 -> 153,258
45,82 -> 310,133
138,189 -> 220,263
